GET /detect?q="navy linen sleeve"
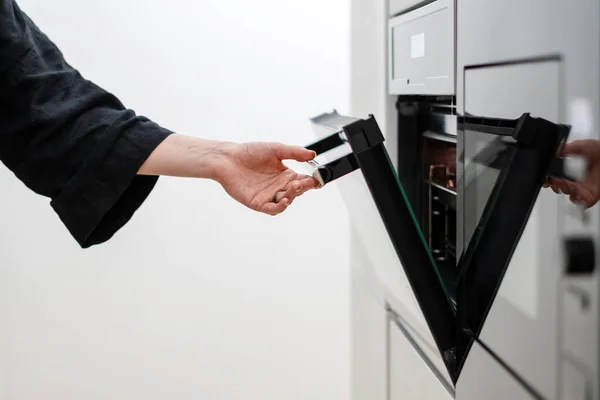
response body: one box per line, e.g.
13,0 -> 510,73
0,0 -> 173,247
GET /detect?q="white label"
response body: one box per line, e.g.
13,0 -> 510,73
410,33 -> 425,59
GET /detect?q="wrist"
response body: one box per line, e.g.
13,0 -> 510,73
206,140 -> 239,182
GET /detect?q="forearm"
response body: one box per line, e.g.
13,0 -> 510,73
138,134 -> 233,180
1,0 -> 178,247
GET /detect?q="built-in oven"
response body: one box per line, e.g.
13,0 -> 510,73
305,76 -> 571,393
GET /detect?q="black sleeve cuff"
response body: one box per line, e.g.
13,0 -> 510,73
50,115 -> 173,248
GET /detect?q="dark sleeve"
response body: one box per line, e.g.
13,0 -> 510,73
0,0 -> 173,248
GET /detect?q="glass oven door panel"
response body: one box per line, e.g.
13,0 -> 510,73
306,112 -> 457,382
458,60 -> 563,399
338,170 -> 453,386
337,169 -> 425,326
305,116 -> 430,326
462,132 -> 515,252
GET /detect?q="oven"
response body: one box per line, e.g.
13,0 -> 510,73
304,95 -> 571,393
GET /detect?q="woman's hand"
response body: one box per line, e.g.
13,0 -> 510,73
545,139 -> 600,208
138,135 -> 320,216
213,141 -> 320,215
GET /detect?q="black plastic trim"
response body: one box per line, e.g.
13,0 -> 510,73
306,133 -> 345,155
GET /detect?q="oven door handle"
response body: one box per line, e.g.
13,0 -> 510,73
307,153 -> 360,186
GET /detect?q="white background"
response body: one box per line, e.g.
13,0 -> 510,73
0,0 -> 351,399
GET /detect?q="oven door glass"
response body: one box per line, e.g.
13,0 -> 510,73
306,111 -> 457,384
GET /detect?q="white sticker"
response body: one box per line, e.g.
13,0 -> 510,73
410,33 -> 425,59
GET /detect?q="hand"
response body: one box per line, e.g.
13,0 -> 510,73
545,139 -> 600,208
214,142 -> 320,215
139,135 -> 321,216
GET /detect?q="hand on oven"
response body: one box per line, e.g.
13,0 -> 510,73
544,139 -> 600,208
214,142 -> 321,215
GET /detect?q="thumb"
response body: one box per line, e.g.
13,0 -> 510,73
272,143 -> 316,162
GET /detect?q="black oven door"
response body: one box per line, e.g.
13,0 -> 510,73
306,111 -> 458,383
305,99 -> 569,385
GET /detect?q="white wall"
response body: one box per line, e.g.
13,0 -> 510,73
0,1 -> 350,399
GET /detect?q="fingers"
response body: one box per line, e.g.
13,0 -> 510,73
260,198 -> 290,216
575,186 -> 598,208
570,191 -> 592,208
259,171 -> 322,216
273,181 -> 302,204
546,178 -> 599,209
546,178 -> 573,195
271,175 -> 321,207
271,143 -> 317,162
298,175 -> 321,190
273,177 -> 318,203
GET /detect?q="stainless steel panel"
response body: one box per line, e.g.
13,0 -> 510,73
560,360 -> 590,400
457,341 -> 537,400
391,311 -> 453,394
388,0 -> 454,95
351,240 -> 389,400
389,316 -> 454,400
463,60 -> 561,400
561,279 -> 598,378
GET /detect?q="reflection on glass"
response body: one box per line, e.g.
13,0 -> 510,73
455,111 -> 566,356
461,131 -> 516,253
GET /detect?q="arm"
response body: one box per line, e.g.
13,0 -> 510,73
0,0 -> 173,247
0,0 -> 317,248
138,135 -> 319,215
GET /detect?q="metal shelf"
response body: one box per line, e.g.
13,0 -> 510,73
428,181 -> 457,210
